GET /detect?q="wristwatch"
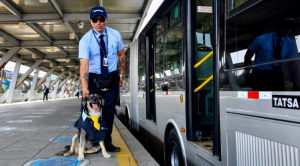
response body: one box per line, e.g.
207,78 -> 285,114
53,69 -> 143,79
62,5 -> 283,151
120,75 -> 124,78
82,88 -> 88,91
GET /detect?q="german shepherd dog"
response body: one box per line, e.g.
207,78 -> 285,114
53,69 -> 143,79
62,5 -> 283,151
64,94 -> 111,161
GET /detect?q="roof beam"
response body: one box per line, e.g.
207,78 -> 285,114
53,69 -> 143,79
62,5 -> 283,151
0,30 -> 20,46
0,40 -> 78,48
0,13 -> 141,23
0,0 -> 22,19
26,23 -> 53,43
65,21 -> 79,42
49,0 -> 63,19
26,48 -> 45,59
57,47 -> 68,57
21,54 -> 78,60
40,62 -> 77,67
57,47 -> 78,65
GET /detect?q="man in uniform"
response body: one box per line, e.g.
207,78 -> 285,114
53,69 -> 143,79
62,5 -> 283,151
78,6 -> 126,152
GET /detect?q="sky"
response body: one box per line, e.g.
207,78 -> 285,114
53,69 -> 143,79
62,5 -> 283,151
2,0 -> 164,80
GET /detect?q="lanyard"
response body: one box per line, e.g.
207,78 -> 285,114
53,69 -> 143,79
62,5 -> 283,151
93,28 -> 108,58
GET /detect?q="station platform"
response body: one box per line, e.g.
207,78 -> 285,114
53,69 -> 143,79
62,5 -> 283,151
0,98 -> 159,166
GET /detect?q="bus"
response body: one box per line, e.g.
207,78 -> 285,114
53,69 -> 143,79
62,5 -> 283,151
116,0 -> 300,165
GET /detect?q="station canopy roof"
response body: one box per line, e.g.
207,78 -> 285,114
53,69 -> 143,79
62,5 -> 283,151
0,0 -> 150,76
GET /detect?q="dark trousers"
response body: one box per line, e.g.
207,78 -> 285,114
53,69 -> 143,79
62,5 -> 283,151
80,71 -> 119,142
43,93 -> 48,101
251,68 -> 284,91
76,92 -> 79,98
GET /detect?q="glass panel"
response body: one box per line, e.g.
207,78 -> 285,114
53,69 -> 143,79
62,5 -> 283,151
139,40 -> 146,82
122,50 -> 130,88
194,0 -> 214,153
156,22 -> 164,81
156,19 -> 164,37
164,22 -> 182,77
166,1 -> 180,30
229,0 -> 248,11
226,0 -> 300,91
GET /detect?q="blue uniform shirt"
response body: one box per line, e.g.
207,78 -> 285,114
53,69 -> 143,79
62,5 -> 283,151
248,32 -> 298,71
79,27 -> 124,74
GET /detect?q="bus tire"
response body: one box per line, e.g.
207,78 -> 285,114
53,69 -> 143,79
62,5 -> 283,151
125,109 -> 131,130
166,128 -> 184,166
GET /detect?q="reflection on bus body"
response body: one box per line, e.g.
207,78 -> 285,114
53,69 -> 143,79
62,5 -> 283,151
244,18 -> 299,91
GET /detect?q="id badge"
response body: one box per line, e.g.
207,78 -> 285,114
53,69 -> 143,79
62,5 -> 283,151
103,58 -> 108,67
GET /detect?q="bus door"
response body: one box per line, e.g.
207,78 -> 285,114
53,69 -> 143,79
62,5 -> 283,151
187,0 -> 217,155
145,27 -> 156,122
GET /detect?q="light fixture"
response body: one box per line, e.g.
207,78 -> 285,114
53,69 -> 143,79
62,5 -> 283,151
69,71 -> 72,75
50,46 -> 54,52
61,68 -> 64,71
32,53 -> 36,58
78,21 -> 84,29
18,22 -> 25,30
69,33 -> 75,39
75,66 -> 78,69
50,62 -> 53,67
66,58 -> 70,63
0,36 -> 3,43
75,74 -> 78,78
39,0 -> 48,3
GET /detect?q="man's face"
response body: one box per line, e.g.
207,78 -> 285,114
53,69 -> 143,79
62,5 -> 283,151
90,15 -> 107,33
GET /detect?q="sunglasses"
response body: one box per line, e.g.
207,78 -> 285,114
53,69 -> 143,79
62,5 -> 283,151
92,17 -> 106,23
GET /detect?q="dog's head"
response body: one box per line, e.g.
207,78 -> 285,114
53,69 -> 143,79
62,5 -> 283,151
82,94 -> 104,116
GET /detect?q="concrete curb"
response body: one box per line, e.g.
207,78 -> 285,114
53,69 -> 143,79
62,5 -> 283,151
114,117 -> 160,166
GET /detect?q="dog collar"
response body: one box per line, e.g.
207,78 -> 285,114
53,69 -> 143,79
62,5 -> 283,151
82,110 -> 101,122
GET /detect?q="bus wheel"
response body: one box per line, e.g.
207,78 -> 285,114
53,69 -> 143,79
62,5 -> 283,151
125,109 -> 131,130
167,128 -> 184,166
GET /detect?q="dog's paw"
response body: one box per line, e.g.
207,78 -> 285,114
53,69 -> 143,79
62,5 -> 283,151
64,151 -> 72,157
103,152 -> 111,158
78,154 -> 85,161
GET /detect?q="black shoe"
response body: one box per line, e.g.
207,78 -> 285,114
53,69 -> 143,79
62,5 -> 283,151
105,142 -> 120,152
65,145 -> 70,151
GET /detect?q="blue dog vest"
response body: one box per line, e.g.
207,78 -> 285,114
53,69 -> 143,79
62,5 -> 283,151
74,111 -> 106,143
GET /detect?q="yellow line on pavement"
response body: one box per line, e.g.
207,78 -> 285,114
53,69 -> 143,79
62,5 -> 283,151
112,125 -> 138,166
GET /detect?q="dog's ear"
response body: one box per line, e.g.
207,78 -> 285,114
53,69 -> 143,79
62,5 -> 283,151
82,97 -> 88,106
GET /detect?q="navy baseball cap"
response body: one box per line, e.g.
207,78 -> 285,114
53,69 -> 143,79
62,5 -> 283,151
90,6 -> 107,19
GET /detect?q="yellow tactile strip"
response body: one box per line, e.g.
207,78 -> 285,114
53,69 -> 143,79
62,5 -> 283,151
112,125 -> 138,166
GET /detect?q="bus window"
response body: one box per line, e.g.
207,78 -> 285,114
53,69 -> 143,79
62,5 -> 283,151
194,0 -> 214,153
228,0 -> 248,11
164,22 -> 182,77
226,0 -> 300,91
139,40 -> 146,91
166,1 -> 181,30
156,19 -> 164,91
121,49 -> 130,89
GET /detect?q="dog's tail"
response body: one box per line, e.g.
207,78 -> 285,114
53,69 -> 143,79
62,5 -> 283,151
55,150 -> 69,156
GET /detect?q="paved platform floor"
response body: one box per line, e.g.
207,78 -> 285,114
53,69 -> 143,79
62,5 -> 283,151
0,98 -> 159,166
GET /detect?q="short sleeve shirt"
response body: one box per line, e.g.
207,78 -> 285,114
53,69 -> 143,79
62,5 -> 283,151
78,27 -> 124,74
248,32 -> 298,71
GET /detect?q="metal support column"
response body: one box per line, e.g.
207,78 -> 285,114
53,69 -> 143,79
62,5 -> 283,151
28,67 -> 40,101
36,66 -> 57,89
49,71 -> 67,88
52,80 -> 60,99
15,60 -> 43,89
0,47 -> 21,70
5,57 -> 22,103
57,75 -> 73,98
46,74 -> 52,87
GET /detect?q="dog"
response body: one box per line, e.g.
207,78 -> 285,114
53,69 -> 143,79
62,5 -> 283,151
64,94 -> 111,161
